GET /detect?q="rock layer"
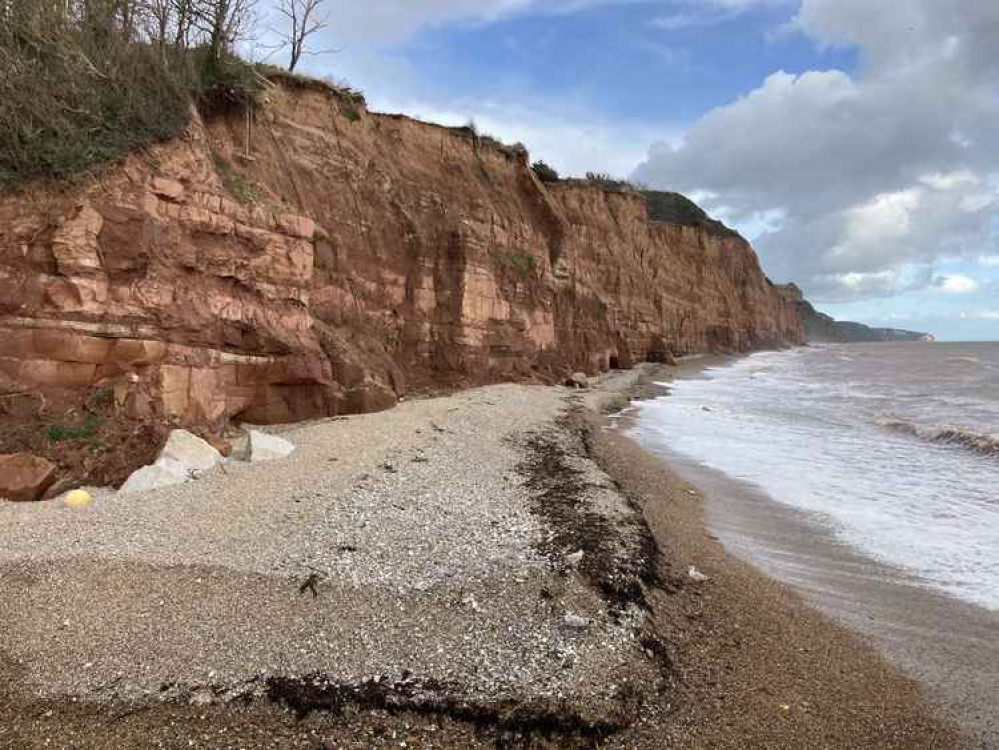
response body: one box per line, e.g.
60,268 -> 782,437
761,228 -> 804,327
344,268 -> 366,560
0,79 -> 803,438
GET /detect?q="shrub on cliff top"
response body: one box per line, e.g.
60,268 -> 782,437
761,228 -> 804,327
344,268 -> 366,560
532,161 -> 560,183
0,1 -> 264,191
0,35 -> 190,190
255,63 -> 367,107
642,190 -> 742,240
584,172 -> 636,191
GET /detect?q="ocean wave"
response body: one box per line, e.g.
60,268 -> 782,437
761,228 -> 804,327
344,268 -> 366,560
946,356 -> 981,365
877,417 -> 999,458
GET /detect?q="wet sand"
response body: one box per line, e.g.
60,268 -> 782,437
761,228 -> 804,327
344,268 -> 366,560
621,359 -> 999,748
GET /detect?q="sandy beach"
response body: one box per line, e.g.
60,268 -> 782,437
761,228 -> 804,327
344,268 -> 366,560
0,367 -> 969,748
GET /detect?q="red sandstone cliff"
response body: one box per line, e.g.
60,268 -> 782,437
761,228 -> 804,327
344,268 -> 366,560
0,78 -> 803,452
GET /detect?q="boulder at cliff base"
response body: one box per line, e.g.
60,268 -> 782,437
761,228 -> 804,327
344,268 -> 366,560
0,454 -> 58,502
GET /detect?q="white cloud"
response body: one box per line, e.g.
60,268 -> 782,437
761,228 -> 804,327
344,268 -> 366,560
960,310 -> 999,321
653,0 -> 790,30
840,271 -> 898,290
935,275 -> 981,294
919,170 -> 978,191
633,0 -> 999,302
979,255 -> 999,266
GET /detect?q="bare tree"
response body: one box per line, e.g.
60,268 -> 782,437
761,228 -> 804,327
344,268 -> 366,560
189,0 -> 257,64
273,0 -> 329,72
141,0 -> 173,49
171,0 -> 195,49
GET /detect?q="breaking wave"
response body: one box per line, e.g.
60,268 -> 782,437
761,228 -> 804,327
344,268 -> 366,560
947,356 -> 981,365
877,417 -> 999,459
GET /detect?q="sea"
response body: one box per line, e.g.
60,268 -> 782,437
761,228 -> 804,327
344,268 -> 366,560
628,342 -> 999,612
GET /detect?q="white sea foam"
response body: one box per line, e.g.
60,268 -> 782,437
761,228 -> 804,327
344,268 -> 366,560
630,343 -> 999,611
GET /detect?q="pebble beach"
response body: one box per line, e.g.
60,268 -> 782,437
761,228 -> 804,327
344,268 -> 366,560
0,367 -> 968,748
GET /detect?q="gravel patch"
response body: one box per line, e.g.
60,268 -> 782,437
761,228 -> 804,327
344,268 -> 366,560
0,383 -> 662,725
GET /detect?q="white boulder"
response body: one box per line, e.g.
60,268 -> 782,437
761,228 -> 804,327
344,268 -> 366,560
119,463 -> 188,495
119,430 -> 222,495
246,431 -> 296,463
158,430 -> 222,475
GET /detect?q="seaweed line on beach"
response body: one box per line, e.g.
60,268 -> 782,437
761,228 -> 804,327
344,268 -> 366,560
512,399 -> 685,706
265,673 -> 636,747
515,405 -> 678,616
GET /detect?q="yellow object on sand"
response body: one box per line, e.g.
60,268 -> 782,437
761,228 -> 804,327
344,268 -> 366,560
63,489 -> 93,509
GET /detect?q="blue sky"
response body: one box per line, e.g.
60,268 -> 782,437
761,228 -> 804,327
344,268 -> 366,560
270,0 -> 999,341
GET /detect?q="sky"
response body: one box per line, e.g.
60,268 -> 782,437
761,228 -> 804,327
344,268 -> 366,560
257,0 -> 999,341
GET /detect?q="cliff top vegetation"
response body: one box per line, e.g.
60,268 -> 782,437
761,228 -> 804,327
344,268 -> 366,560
0,0 -> 337,191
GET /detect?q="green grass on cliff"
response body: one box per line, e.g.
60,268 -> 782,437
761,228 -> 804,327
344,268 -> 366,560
211,152 -> 259,204
641,190 -> 742,240
491,248 -> 538,279
0,12 -> 264,192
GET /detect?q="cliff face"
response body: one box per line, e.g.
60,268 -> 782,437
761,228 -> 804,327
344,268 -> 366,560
0,80 -> 803,436
778,284 -> 931,343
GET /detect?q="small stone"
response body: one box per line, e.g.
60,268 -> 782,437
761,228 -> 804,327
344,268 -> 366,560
189,689 -> 214,707
229,435 -> 250,462
687,565 -> 709,582
563,613 -> 589,630
564,550 -> 584,568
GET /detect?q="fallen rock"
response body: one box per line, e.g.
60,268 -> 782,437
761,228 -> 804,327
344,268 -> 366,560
566,372 -> 589,389
247,430 -> 296,463
0,454 -> 58,502
648,338 -> 679,366
158,430 -> 222,475
119,430 -> 222,495
119,463 -> 188,495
